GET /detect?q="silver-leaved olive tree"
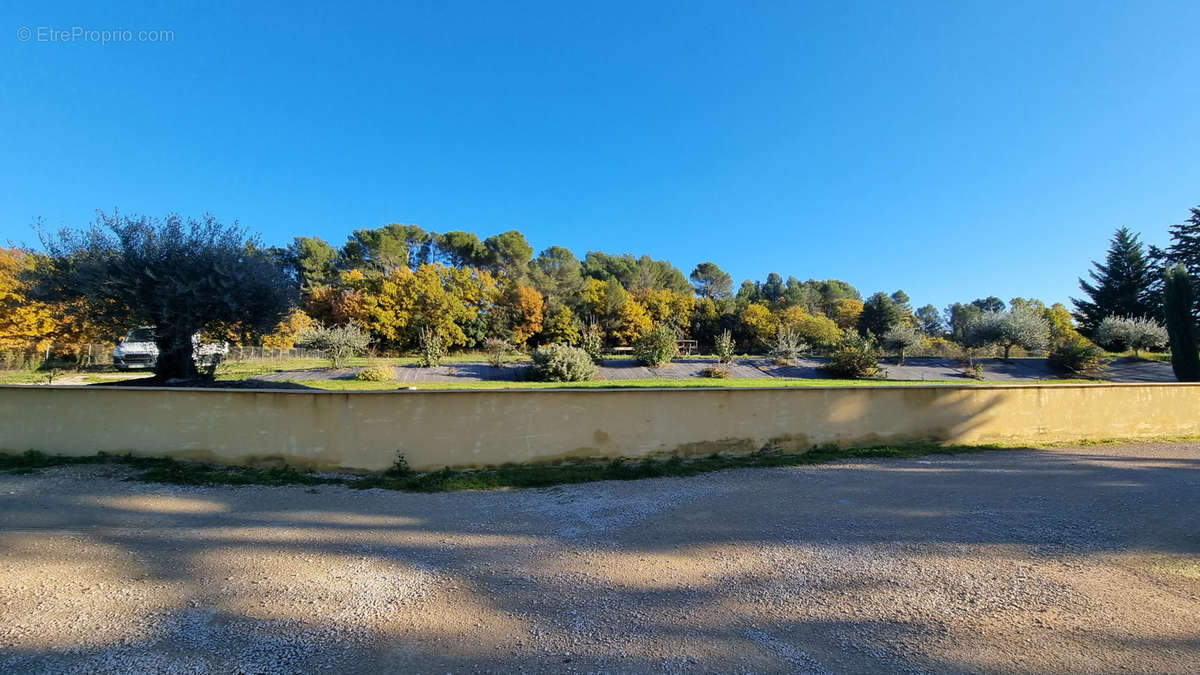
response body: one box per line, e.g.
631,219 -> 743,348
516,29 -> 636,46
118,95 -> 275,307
30,210 -> 296,379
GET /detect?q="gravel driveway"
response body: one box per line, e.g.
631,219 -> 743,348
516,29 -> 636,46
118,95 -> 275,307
247,356 -> 1178,385
2,442 -> 1198,673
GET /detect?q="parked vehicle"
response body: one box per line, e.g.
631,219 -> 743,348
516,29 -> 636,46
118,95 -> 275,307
112,327 -> 230,371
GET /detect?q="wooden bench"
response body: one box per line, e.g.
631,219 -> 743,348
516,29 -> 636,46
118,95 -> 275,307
675,339 -> 698,355
609,346 -> 634,355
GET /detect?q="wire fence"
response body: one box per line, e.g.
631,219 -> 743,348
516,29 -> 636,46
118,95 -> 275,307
224,345 -> 327,361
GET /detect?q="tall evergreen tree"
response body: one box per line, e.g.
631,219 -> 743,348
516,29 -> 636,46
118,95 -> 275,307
1163,265 -> 1200,381
971,296 -> 1005,313
285,236 -> 340,292
688,262 -> 733,299
915,304 -> 943,336
858,292 -> 900,337
1071,227 -> 1158,334
1164,206 -> 1200,323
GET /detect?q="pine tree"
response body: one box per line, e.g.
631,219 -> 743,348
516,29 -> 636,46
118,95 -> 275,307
1163,265 -> 1200,382
857,292 -> 900,337
1071,227 -> 1158,334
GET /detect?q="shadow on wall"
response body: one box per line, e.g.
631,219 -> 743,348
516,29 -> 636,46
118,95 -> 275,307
2,444 -> 1197,671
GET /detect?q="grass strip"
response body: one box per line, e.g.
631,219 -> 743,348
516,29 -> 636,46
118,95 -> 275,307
1,443 -> 1008,492
281,377 -> 1099,391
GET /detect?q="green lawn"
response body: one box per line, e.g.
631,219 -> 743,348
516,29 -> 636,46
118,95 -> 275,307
1102,350 -> 1173,363
0,371 -> 152,385
279,376 -> 1098,391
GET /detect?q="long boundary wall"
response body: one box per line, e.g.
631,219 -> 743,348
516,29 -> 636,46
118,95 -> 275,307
1,384 -> 1198,471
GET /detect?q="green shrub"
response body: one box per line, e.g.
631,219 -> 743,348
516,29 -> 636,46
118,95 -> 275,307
297,322 -> 370,369
580,322 -> 604,364
636,323 -> 678,367
714,329 -> 735,364
822,333 -> 880,379
700,365 -> 731,379
1047,337 -> 1111,377
417,327 -> 444,368
385,452 -> 414,478
356,364 -> 395,382
483,338 -> 511,368
530,343 -> 596,382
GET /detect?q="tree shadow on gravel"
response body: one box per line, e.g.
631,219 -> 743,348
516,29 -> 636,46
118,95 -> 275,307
2,442 -> 1198,673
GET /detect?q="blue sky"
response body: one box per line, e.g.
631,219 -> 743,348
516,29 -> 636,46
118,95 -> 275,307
2,1 -> 1198,312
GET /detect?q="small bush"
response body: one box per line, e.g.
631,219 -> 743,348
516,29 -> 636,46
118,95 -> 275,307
530,343 -> 596,382
296,322 -> 370,368
636,323 -> 679,367
700,365 -> 731,379
822,333 -> 880,379
417,327 -> 444,368
356,364 -> 395,382
714,329 -> 735,364
483,338 -> 511,368
580,322 -> 604,364
768,326 -> 807,365
1048,337 -> 1111,377
385,452 -> 414,478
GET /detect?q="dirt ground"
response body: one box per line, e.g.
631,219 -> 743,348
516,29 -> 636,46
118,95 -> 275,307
2,442 -> 1198,673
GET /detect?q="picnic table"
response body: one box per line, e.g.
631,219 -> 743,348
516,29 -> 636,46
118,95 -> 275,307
675,339 -> 698,355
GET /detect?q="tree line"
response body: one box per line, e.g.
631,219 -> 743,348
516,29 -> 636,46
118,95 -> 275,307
2,205 -> 1197,379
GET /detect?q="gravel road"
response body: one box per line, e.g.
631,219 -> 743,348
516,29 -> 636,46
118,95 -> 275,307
2,442 -> 1198,673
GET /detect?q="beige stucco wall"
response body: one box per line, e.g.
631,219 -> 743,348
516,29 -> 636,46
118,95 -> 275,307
1,384 -> 1197,471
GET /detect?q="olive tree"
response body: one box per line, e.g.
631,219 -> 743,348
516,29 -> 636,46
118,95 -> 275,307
31,211 -> 295,379
1094,316 -> 1169,357
965,306 -> 1050,359
881,322 -> 922,364
296,322 -> 370,368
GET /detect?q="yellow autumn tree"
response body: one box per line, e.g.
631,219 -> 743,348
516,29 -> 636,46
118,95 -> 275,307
1043,303 -> 1082,345
612,299 -> 652,345
261,309 -> 318,349
778,305 -> 842,347
509,285 -> 545,346
635,288 -> 695,332
339,264 -> 497,350
831,298 -> 864,331
0,248 -> 56,350
739,303 -> 778,348
580,277 -> 608,319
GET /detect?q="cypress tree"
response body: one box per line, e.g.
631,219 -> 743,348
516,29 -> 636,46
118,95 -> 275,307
1163,265 -> 1200,382
1072,227 -> 1158,334
1165,206 -> 1200,323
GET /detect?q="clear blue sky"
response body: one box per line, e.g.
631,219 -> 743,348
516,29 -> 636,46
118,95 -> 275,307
3,1 -> 1198,312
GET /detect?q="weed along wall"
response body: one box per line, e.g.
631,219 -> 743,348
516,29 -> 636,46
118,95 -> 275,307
1,384 -> 1199,471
